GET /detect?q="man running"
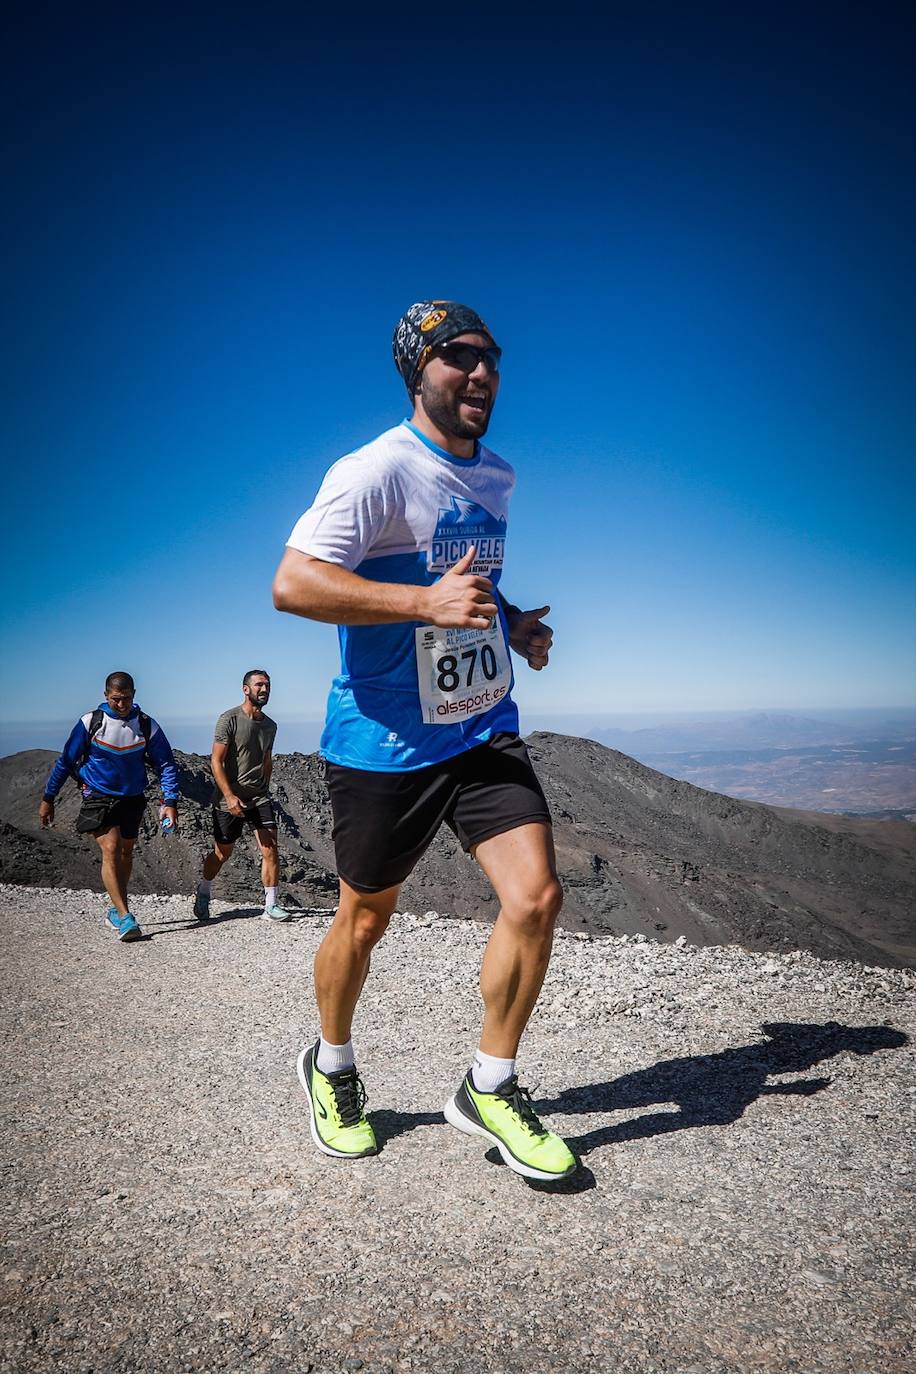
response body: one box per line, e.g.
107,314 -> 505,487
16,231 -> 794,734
39,671 -> 179,941
272,300 -> 576,1181
193,670 -> 290,923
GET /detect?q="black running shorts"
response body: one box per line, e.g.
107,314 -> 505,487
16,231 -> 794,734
325,732 -> 551,893
76,792 -> 147,839
212,798 -> 277,844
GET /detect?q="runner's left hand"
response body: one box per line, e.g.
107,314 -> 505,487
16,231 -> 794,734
506,605 -> 553,670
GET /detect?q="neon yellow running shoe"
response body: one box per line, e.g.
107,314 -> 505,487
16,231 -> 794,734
444,1073 -> 577,1181
297,1043 -> 377,1160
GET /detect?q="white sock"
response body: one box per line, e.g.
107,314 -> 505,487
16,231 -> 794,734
471,1049 -> 516,1093
264,886 -> 278,909
198,878 -> 212,896
317,1038 -> 355,1075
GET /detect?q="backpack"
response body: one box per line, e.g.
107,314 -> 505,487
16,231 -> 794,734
70,709 -> 153,786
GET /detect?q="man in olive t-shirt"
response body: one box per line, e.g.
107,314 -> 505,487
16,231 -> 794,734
192,669 -> 291,922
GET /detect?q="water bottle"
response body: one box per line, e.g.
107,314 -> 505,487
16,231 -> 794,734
159,804 -> 175,836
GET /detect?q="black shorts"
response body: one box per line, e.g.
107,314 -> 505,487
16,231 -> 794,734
325,732 -> 551,893
212,798 -> 277,844
76,792 -> 147,839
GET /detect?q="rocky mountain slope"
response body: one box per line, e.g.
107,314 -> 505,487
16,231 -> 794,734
1,733 -> 913,967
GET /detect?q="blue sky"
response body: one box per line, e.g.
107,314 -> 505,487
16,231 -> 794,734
3,3 -> 914,751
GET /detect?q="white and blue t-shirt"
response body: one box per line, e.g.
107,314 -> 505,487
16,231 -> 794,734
286,421 -> 520,771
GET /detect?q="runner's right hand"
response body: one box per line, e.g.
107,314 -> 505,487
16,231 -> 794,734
39,800 -> 54,828
421,546 -> 498,629
226,795 -> 245,818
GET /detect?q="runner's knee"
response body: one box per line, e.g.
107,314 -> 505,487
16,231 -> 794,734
503,878 -> 563,934
336,901 -> 391,952
354,909 -> 391,950
531,878 -> 563,929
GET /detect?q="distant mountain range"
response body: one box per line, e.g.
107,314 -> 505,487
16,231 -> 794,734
5,710 -> 915,817
2,734 -> 913,968
584,709 -> 916,754
572,713 -> 916,816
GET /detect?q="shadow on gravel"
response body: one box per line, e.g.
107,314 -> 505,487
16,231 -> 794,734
141,907 -> 264,933
536,1021 -> 909,1158
142,907 -> 330,936
370,1108 -> 443,1147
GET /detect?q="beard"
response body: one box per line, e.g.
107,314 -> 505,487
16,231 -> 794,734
418,373 -> 492,440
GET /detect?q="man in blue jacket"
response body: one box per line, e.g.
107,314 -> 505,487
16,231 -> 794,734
39,671 -> 180,941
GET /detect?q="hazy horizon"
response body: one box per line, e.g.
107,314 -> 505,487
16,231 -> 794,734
4,705 -> 915,761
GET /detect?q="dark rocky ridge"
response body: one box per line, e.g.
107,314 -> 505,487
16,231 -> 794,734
2,733 -> 914,967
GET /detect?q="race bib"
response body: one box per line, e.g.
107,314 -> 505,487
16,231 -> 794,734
415,619 -> 512,725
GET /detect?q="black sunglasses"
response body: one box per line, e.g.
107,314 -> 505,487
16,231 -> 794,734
433,341 -> 502,375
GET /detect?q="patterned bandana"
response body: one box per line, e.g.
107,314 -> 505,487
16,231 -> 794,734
392,301 -> 497,395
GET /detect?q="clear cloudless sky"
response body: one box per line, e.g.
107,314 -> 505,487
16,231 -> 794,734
3,2 -> 914,749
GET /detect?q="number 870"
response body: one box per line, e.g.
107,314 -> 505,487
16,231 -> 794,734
436,645 -> 499,692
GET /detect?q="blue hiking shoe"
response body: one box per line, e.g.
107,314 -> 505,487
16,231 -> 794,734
261,903 -> 291,922
105,909 -> 142,942
192,891 -> 211,920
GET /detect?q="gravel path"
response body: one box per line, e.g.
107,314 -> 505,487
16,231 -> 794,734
1,883 -> 914,1373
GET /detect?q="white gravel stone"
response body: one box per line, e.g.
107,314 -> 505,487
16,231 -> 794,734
0,882 -> 913,1374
